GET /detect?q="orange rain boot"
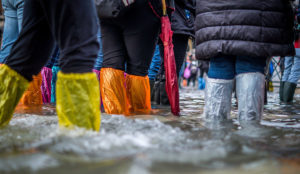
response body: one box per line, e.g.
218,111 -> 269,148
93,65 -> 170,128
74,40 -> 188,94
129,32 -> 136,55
100,68 -> 128,115
125,74 -> 151,115
19,73 -> 43,105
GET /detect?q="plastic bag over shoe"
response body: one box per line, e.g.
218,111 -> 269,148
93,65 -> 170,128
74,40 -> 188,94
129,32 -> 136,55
56,72 -> 101,131
204,78 -> 233,121
41,67 -> 53,104
0,65 -> 29,126
236,73 -> 265,122
126,74 -> 151,115
100,68 -> 128,115
19,73 -> 43,105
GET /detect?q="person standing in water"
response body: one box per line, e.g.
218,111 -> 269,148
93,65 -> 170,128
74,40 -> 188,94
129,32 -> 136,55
195,0 -> 295,124
0,0 -> 101,131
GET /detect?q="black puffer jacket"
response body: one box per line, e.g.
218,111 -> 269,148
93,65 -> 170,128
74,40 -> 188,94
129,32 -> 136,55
171,0 -> 195,37
195,0 -> 295,60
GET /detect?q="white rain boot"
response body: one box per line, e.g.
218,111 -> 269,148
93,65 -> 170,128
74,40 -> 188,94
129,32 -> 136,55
203,78 -> 234,121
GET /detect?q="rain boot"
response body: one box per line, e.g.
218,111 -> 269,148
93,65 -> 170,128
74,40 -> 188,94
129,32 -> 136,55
160,75 -> 170,106
150,79 -> 155,102
204,78 -> 234,121
56,72 -> 100,131
126,74 -> 151,115
236,73 -> 265,122
0,65 -> 29,127
100,68 -> 128,115
282,82 -> 297,103
279,81 -> 285,102
153,76 -> 161,105
19,73 -> 43,105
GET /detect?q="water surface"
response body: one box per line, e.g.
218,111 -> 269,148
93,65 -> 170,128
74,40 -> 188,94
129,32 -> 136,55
0,88 -> 300,174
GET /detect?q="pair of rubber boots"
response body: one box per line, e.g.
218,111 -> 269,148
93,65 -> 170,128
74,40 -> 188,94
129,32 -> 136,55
150,74 -> 170,106
100,68 -> 151,115
279,81 -> 297,103
204,73 -> 265,123
0,65 -> 101,131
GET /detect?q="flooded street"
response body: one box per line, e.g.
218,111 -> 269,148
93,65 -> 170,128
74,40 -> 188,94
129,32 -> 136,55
0,88 -> 300,174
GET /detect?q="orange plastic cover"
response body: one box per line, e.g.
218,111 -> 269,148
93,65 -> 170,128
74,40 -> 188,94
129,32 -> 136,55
19,73 -> 43,105
100,68 -> 128,115
126,74 -> 151,115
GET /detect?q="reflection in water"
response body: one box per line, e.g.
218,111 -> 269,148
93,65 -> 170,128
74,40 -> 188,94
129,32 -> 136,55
0,89 -> 300,174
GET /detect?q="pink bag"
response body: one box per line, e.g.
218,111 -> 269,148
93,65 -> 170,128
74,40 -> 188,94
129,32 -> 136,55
183,67 -> 191,79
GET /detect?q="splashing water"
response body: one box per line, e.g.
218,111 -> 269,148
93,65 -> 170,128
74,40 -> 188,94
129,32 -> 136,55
0,89 -> 300,174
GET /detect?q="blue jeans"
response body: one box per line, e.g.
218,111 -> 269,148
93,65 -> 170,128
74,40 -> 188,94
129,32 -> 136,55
282,48 -> 300,84
208,56 -> 266,79
148,45 -> 161,81
94,27 -> 103,71
0,0 -> 24,63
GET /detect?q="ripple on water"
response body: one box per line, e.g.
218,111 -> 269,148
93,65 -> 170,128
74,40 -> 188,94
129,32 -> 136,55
0,90 -> 300,173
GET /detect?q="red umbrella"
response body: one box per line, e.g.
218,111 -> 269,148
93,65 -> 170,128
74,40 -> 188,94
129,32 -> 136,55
160,0 -> 180,116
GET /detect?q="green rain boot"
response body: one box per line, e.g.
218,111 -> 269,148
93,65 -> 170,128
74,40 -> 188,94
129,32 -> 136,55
279,81 -> 285,102
282,82 -> 297,103
56,72 -> 101,131
0,65 -> 29,127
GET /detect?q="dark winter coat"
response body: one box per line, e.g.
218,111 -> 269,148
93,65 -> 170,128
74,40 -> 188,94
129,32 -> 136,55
171,0 -> 195,37
195,0 -> 296,60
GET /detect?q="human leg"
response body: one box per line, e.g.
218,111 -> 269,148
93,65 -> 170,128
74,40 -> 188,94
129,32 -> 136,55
0,1 -> 19,63
0,0 -> 54,126
282,49 -> 300,102
39,0 -> 100,131
204,56 -> 235,120
123,0 -> 160,114
15,0 -> 24,32
235,56 -> 266,123
100,20 -> 128,115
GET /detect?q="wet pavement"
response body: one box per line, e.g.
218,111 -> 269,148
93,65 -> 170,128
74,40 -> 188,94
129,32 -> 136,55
0,88 -> 300,174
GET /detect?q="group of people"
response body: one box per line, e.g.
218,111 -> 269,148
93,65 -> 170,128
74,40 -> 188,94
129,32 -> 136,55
0,0 -> 298,132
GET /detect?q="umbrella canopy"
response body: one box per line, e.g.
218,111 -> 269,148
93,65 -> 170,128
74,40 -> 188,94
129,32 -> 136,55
160,0 -> 180,116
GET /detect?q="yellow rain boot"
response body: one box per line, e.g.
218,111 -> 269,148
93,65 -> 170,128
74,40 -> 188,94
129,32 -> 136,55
56,72 -> 101,131
125,74 -> 151,115
19,73 -> 43,105
100,68 -> 128,115
0,65 -> 29,127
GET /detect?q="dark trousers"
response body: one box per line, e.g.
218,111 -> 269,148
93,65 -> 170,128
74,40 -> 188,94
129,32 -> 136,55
159,34 -> 189,77
100,0 -> 160,76
5,0 -> 99,81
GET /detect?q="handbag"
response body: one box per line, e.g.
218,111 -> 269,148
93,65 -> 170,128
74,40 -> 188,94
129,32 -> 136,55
95,0 -> 135,18
183,67 -> 191,79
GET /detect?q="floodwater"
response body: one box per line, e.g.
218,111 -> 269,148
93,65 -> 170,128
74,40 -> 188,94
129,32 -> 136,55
0,88 -> 300,174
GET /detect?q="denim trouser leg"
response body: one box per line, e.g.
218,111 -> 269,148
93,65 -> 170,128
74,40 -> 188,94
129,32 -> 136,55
235,56 -> 266,75
0,0 -> 24,63
94,27 -> 103,71
208,56 -> 266,79
287,57 -> 300,83
148,45 -> 161,81
208,56 -> 235,79
282,49 -> 300,84
282,56 -> 293,82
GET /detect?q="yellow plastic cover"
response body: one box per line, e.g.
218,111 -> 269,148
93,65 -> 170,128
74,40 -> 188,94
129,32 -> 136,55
19,73 -> 43,105
126,74 -> 151,115
56,72 -> 101,131
0,65 -> 29,127
100,68 -> 128,115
